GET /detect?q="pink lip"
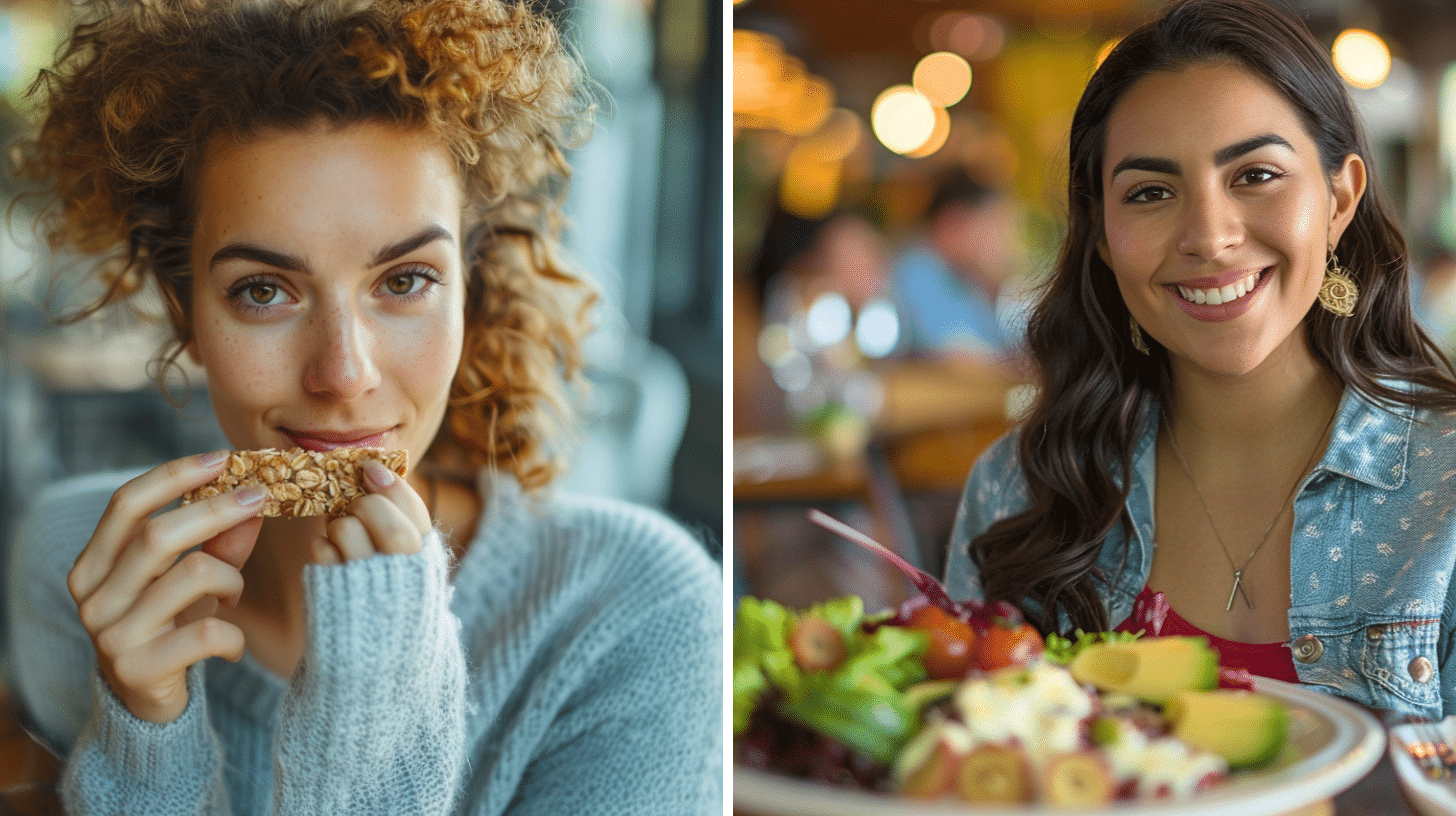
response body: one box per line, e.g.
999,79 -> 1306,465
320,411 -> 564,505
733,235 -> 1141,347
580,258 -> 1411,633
1164,267 -> 1272,323
283,428 -> 393,452
1170,268 -> 1268,289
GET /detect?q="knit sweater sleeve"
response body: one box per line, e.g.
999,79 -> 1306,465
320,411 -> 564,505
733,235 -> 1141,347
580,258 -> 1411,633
59,666 -> 231,813
493,504 -> 722,816
272,530 -> 467,814
6,471 -> 232,814
6,471 -> 142,750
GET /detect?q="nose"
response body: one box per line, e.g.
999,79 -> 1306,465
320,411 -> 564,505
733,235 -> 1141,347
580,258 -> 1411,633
1176,186 -> 1244,260
302,299 -> 381,400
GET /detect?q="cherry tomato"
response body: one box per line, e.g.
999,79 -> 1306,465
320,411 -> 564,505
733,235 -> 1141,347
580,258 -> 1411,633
789,615 -> 846,673
976,618 -> 1044,672
906,605 -> 979,680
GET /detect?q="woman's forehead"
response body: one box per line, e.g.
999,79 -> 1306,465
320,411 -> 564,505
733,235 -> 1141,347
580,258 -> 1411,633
1100,62 -> 1314,174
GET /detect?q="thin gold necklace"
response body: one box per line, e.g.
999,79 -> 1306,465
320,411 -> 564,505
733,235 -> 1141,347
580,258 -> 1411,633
1164,407 -> 1336,611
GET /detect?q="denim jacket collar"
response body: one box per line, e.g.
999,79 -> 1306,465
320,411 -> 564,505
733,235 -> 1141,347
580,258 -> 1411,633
1106,381 -> 1416,626
1318,381 -> 1414,491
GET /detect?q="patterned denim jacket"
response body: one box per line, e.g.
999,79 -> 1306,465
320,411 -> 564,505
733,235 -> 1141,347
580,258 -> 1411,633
945,381 -> 1456,717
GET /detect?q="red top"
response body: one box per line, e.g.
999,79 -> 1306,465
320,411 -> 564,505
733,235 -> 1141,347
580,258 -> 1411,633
1111,584 -> 1300,684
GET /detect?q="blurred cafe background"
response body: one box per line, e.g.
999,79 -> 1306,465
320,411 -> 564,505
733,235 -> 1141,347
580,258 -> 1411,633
0,0 -> 721,803
732,0 -> 1456,612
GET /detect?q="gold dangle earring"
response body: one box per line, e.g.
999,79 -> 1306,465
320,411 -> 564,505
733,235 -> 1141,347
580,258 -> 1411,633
1318,244 -> 1358,317
1129,315 -> 1150,355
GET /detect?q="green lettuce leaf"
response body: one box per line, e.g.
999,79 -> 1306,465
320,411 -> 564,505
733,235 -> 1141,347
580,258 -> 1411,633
733,594 -> 930,764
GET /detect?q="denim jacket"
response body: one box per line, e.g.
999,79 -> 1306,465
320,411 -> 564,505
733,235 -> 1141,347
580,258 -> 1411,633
945,381 -> 1456,717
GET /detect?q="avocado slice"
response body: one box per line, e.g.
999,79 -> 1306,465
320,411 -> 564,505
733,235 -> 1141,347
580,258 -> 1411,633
1166,689 -> 1288,769
902,678 -> 960,715
1068,636 -> 1219,703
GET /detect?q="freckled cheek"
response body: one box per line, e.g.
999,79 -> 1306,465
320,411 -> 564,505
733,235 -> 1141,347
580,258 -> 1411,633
394,317 -> 465,410
194,317 -> 296,436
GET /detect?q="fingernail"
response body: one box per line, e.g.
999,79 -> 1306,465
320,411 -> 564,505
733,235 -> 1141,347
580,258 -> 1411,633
363,459 -> 395,488
199,450 -> 230,468
235,485 -> 266,507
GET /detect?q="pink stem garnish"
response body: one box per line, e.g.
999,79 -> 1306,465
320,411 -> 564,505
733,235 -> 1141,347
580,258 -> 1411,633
807,509 -> 961,615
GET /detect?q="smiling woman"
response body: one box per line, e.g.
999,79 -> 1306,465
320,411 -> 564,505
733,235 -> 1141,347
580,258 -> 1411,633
943,0 -> 1456,719
4,1 -> 721,814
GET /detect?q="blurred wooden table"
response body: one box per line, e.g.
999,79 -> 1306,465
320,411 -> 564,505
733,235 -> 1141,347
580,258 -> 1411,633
734,359 -> 1019,604
0,682 -> 63,815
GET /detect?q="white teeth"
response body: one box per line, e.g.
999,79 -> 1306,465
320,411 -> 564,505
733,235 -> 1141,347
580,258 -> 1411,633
1176,272 -> 1261,306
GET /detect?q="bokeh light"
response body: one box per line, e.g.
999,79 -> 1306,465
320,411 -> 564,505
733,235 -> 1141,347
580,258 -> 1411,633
855,301 -> 900,359
1332,28 -> 1391,90
806,293 -> 852,347
913,52 -> 972,108
757,324 -> 795,368
871,86 -> 937,155
905,105 -> 952,159
732,29 -> 836,135
929,12 -> 1006,62
778,145 -> 842,218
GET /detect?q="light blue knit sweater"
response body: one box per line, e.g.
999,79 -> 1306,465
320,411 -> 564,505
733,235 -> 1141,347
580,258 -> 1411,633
6,468 -> 722,814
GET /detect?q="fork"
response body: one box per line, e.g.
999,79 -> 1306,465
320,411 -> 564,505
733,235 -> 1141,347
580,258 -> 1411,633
1401,721 -> 1456,780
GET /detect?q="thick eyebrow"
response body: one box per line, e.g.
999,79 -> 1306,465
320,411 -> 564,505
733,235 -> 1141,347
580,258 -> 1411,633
369,224 -> 454,267
208,225 -> 454,274
208,243 -> 308,274
1213,133 -> 1293,165
1109,133 -> 1295,181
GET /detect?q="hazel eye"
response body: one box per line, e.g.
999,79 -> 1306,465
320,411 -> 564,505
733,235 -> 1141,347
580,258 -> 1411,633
385,275 -> 418,295
246,283 -> 282,305
378,264 -> 442,300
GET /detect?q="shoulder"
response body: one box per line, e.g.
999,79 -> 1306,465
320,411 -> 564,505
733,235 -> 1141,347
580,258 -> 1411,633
11,469 -> 142,579
946,428 -> 1026,575
457,474 -> 720,613
962,428 -> 1026,505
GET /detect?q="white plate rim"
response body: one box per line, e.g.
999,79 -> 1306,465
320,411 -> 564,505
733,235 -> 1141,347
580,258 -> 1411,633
734,678 -> 1386,816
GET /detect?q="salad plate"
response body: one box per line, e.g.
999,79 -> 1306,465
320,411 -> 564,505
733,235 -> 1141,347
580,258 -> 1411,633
734,678 -> 1385,816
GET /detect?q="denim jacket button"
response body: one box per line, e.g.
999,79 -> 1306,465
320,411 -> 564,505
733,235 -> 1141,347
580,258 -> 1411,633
1292,634 -> 1323,663
1409,656 -> 1434,683
1366,624 -> 1387,640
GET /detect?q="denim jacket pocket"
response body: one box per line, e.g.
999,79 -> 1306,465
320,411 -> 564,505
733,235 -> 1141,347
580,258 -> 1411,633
1360,618 -> 1441,715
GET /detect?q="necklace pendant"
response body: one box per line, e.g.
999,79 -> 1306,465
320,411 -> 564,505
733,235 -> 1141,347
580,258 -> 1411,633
1225,570 -> 1254,611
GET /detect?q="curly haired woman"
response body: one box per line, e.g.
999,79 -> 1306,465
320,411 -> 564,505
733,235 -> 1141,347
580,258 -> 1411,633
5,1 -> 722,812
947,0 -> 1456,717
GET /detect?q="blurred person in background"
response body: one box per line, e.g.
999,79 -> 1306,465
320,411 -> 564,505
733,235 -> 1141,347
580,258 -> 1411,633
5,0 -> 721,812
744,207 -> 897,446
946,0 -> 1456,716
750,207 -> 893,324
891,168 -> 1033,368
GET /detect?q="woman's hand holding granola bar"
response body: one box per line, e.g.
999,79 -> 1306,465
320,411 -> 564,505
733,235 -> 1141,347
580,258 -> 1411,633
68,446 -> 419,723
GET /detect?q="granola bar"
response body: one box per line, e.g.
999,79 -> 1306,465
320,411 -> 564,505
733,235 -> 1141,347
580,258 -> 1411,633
182,447 -> 408,517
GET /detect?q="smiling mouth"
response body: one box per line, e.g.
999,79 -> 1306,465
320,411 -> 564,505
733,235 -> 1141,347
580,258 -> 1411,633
1174,270 -> 1267,306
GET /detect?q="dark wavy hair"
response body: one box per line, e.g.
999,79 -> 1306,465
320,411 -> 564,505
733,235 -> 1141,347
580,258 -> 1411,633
967,0 -> 1456,634
13,0 -> 597,490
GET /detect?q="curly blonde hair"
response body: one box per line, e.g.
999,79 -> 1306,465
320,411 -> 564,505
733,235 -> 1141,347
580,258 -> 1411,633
14,0 -> 598,489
